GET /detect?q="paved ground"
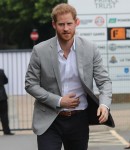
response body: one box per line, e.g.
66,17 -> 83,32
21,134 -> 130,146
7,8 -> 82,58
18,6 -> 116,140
0,102 -> 130,150
0,129 -> 130,150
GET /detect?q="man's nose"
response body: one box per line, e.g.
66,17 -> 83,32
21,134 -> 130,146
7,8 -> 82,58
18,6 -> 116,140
64,24 -> 69,30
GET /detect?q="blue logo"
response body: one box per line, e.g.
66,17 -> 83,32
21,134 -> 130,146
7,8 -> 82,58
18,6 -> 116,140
124,67 -> 129,74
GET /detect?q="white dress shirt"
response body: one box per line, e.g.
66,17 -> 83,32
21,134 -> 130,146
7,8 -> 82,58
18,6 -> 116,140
57,38 -> 88,111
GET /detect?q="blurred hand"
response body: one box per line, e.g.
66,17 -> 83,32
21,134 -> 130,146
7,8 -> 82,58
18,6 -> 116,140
97,105 -> 109,124
60,93 -> 80,109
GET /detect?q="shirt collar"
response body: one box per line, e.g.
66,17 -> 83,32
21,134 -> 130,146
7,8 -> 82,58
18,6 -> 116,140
57,37 -> 76,53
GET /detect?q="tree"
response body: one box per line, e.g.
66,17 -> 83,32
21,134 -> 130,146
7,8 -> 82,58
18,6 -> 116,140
0,0 -> 67,49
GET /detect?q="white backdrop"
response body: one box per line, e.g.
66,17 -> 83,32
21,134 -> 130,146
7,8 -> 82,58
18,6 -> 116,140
0,51 -> 31,95
68,0 -> 130,93
68,0 -> 130,14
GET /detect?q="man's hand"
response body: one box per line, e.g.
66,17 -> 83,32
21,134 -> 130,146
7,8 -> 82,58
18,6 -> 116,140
97,105 -> 109,124
60,93 -> 80,109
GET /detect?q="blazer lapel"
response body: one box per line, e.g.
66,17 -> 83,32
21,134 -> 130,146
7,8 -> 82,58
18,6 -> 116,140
75,38 -> 84,82
49,37 -> 62,94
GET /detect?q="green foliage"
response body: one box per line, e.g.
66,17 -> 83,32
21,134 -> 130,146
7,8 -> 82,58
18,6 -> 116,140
34,0 -> 66,23
0,0 -> 67,49
0,0 -> 35,23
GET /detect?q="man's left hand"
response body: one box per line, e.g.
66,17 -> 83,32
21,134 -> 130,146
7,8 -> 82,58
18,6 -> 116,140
97,105 -> 109,124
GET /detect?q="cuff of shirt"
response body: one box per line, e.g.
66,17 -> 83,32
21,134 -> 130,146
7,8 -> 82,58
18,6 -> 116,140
100,104 -> 109,110
57,97 -> 62,107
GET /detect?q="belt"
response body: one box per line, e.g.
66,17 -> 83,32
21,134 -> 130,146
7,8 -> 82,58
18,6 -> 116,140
58,110 -> 83,117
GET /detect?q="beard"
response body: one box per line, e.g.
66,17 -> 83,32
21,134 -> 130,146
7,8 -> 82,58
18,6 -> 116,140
56,30 -> 75,42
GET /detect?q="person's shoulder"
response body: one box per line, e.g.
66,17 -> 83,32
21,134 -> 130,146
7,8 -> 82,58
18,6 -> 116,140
0,69 -> 4,73
34,36 -> 56,50
0,69 -> 4,77
75,35 -> 95,46
75,35 -> 97,50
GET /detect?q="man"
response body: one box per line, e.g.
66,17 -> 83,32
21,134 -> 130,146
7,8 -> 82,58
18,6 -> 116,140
0,69 -> 14,135
25,3 -> 113,150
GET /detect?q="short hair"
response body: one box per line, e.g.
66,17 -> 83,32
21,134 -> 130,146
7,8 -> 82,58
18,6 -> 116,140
51,3 -> 77,22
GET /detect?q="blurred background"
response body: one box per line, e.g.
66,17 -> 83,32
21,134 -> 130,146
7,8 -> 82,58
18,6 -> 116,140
0,0 -> 67,49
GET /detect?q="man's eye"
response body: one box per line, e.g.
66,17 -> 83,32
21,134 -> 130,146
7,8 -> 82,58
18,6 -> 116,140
59,23 -> 64,26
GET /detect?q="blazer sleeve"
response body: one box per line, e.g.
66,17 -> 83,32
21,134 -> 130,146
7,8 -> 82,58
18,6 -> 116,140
25,48 -> 61,110
93,45 -> 112,107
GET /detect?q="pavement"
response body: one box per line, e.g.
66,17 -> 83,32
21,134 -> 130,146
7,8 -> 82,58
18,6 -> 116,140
0,130 -> 130,150
0,102 -> 130,150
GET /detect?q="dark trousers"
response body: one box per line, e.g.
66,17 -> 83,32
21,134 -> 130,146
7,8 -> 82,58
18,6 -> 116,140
0,100 -> 10,134
37,109 -> 89,150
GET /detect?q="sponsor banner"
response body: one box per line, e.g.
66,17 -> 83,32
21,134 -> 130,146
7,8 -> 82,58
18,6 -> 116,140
68,0 -> 130,14
94,80 -> 130,94
109,67 -> 130,80
69,0 -> 130,93
78,15 -> 106,28
94,41 -> 108,66
108,41 -> 130,53
108,54 -> 130,66
95,41 -> 107,54
76,28 -> 107,41
107,27 -> 130,40
112,80 -> 130,93
107,14 -> 130,27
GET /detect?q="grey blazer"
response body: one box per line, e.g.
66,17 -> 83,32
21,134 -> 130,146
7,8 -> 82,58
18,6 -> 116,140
25,36 -> 114,135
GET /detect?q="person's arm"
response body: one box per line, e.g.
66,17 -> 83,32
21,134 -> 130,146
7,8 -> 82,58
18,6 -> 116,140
58,94 -> 80,109
93,44 -> 112,123
97,105 -> 109,123
3,70 -> 8,84
0,70 -> 8,85
25,48 -> 60,110
93,45 -> 112,107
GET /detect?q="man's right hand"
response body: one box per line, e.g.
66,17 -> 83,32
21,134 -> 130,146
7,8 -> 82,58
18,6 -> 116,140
60,93 -> 80,109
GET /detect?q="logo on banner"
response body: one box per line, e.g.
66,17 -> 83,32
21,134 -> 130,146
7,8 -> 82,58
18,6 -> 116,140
126,29 -> 130,38
95,16 -> 105,26
111,28 -> 125,40
80,19 -> 93,25
109,56 -> 118,63
108,27 -> 130,40
109,43 -> 117,51
94,0 -> 119,9
124,68 -> 129,74
109,18 -> 116,23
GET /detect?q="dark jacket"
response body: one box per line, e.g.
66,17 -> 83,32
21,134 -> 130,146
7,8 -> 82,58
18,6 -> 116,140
0,69 -> 8,101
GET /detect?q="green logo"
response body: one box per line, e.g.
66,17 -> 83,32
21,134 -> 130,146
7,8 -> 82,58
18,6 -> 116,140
109,18 -> 116,23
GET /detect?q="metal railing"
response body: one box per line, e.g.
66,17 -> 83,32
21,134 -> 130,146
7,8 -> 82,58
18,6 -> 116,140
0,50 -> 33,130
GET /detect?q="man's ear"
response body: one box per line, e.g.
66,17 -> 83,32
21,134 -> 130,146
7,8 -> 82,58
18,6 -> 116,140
76,18 -> 80,26
52,21 -> 56,29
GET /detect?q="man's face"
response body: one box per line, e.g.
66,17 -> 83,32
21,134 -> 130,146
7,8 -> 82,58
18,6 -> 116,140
52,13 -> 78,42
